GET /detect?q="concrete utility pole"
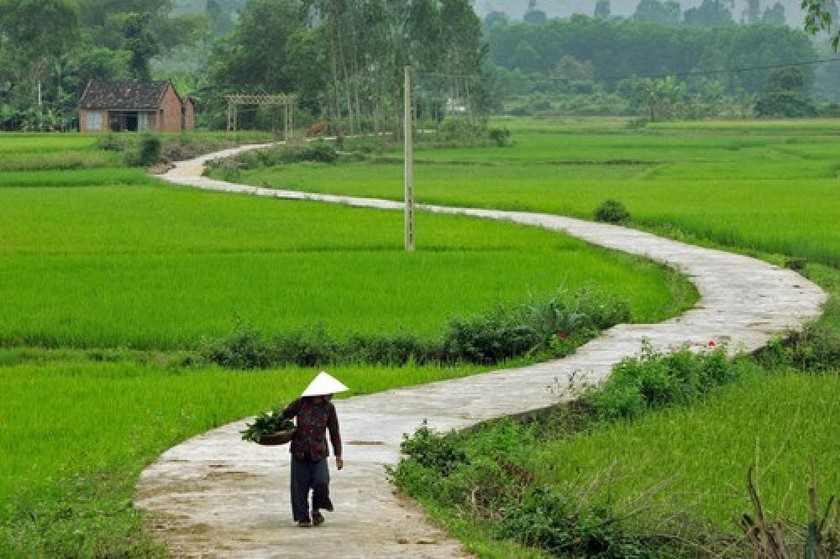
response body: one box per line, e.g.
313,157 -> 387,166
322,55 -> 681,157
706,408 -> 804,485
404,65 -> 415,252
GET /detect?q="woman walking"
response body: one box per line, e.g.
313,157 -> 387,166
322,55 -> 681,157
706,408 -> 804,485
282,371 -> 347,527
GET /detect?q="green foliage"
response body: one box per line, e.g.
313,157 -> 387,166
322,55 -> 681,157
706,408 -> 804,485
438,118 -> 490,142
754,302 -> 840,373
96,134 -> 131,152
594,199 -> 630,224
222,141 -> 338,169
125,133 -> 162,167
197,288 -> 631,369
498,488 -> 648,558
488,126 -> 512,147
400,421 -> 468,476
198,320 -> 271,369
590,341 -> 742,421
802,0 -> 840,50
393,414 -> 676,557
441,305 -> 537,365
240,407 -> 295,442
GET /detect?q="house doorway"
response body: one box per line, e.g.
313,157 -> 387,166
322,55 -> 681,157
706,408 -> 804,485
109,111 -> 144,132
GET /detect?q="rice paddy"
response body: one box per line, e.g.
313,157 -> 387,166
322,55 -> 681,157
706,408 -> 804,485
1,118 -> 837,556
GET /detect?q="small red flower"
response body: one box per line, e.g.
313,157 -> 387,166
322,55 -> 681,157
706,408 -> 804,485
708,340 -> 717,348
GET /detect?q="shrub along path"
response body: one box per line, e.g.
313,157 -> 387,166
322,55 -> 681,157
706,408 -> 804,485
134,146 -> 826,558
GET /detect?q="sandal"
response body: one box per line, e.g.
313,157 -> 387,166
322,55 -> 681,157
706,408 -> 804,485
312,511 -> 324,526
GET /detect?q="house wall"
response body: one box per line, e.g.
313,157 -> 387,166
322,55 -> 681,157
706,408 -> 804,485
183,100 -> 195,132
79,109 -> 106,133
158,86 -> 194,132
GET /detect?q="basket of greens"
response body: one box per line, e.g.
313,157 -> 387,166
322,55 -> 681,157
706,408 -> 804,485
241,408 -> 296,446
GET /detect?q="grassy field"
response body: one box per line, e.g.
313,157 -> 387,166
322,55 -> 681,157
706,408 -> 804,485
0,183 -> 685,349
530,370 -> 840,529
221,118 -> 840,268
0,130 -> 693,556
208,117 -> 840,554
1,120 -> 837,556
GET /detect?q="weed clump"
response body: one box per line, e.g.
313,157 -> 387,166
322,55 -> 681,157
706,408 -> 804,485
219,141 -> 338,169
198,320 -> 271,369
754,300 -> 840,373
125,133 -> 162,167
197,287 -> 630,369
594,199 -> 630,224
590,340 -> 742,421
488,127 -> 512,147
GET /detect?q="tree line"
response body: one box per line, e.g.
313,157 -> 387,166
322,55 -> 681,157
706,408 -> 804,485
0,0 -> 837,131
0,0 -> 206,130
482,5 -> 839,118
0,0 -> 486,133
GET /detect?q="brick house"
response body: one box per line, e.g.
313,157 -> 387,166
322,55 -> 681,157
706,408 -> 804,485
78,80 -> 194,133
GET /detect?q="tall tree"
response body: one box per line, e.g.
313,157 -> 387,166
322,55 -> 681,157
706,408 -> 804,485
208,0 -> 306,91
683,0 -> 734,27
761,2 -> 786,25
594,0 -> 611,20
483,10 -> 509,30
802,0 -> 839,49
0,0 -> 80,128
742,0 -> 760,23
633,0 -> 680,24
755,66 -> 816,116
77,0 -> 201,78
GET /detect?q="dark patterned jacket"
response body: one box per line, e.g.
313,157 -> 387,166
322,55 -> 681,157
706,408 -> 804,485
283,397 -> 342,462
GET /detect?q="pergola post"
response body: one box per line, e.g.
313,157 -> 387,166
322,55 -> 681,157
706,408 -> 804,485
225,93 -> 297,140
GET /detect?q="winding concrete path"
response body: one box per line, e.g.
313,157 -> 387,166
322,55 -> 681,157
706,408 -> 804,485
134,146 -> 826,558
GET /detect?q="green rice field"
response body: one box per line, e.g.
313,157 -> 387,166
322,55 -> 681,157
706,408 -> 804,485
1,119 -> 838,556
0,182 -> 684,349
222,118 -> 840,267
0,128 -> 695,556
529,369 -> 840,531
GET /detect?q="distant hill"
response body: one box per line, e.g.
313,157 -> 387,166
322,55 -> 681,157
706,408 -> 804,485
475,0 -> 806,26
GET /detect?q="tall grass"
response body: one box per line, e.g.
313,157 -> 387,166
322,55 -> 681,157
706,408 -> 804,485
529,370 -> 840,533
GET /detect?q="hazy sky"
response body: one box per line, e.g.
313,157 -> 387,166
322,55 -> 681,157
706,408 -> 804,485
474,0 -> 805,26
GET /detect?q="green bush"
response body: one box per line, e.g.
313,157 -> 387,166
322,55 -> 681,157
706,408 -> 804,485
125,133 -> 162,167
488,126 -> 512,147
301,141 -> 338,163
441,305 -> 536,365
591,342 -> 742,421
399,421 -> 468,476
197,288 -> 630,369
438,117 -> 488,141
498,488 -> 649,558
270,325 -> 339,367
232,141 -> 338,169
392,416 -> 667,558
198,321 -> 271,369
755,322 -> 840,373
594,199 -> 630,224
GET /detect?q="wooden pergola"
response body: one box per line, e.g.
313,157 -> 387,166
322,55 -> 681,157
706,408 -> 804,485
226,93 -> 296,139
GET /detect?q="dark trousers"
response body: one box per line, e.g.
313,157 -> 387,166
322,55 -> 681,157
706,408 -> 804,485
290,456 -> 333,522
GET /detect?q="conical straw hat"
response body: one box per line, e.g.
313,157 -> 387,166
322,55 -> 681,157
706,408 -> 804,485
301,371 -> 349,397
